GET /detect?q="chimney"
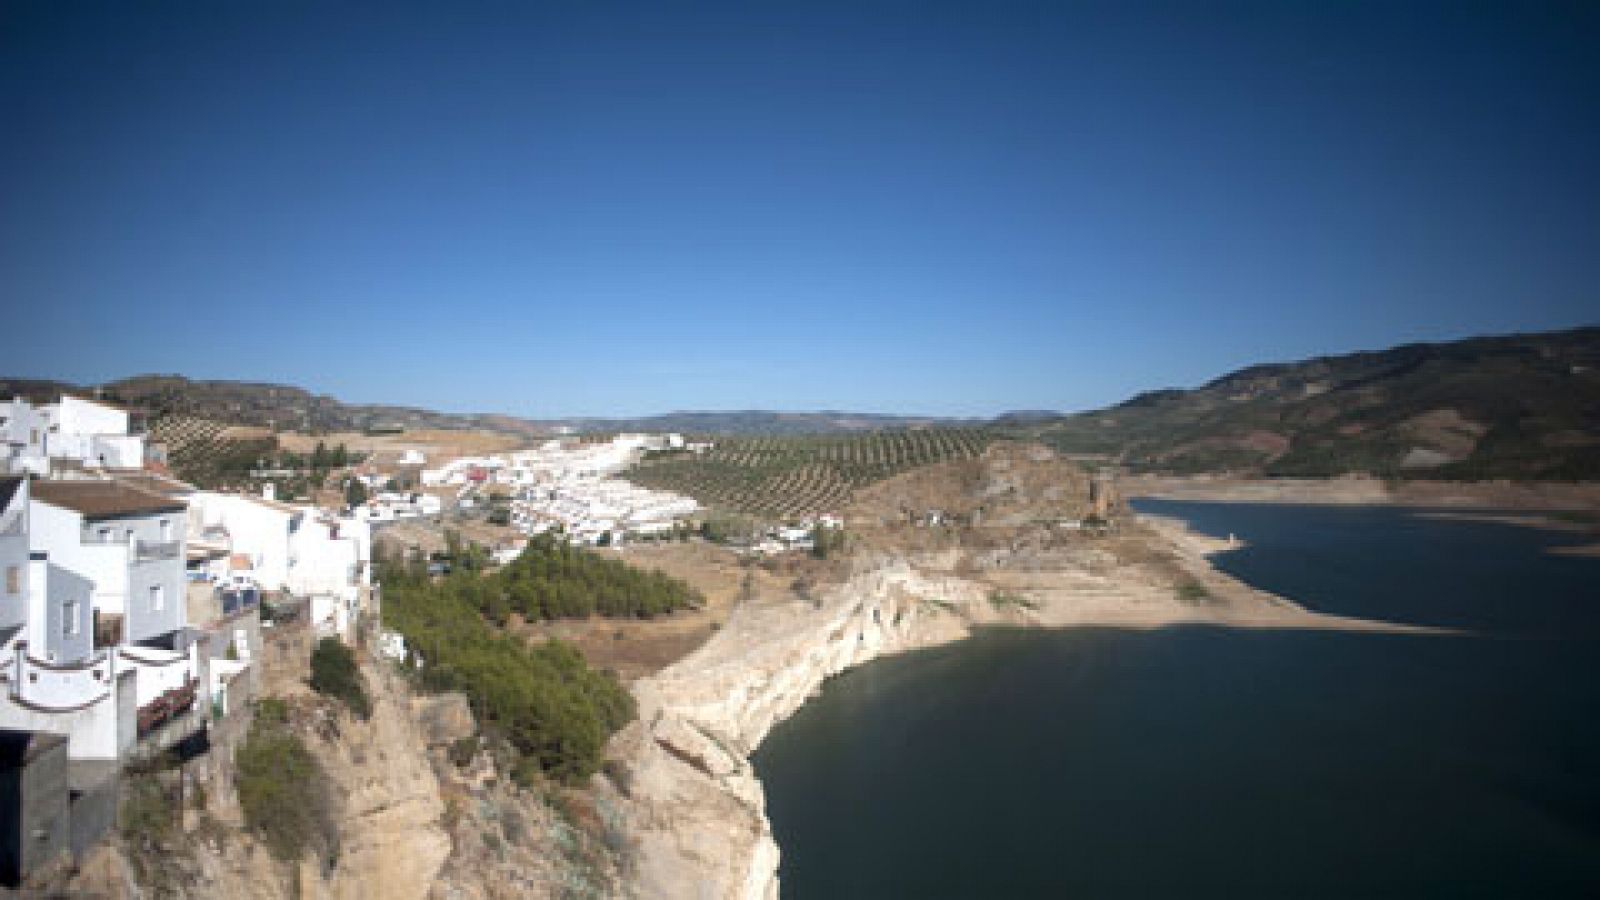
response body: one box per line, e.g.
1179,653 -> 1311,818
263,483 -> 276,501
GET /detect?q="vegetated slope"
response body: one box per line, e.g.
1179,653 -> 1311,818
379,560 -> 636,778
104,375 -> 540,435
0,374 -> 541,436
1020,326 -> 1600,479
552,410 -> 974,436
625,428 -> 998,518
147,414 -> 278,485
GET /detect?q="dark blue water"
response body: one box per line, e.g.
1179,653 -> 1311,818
753,502 -> 1600,898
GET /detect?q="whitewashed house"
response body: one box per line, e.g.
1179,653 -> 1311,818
187,489 -> 300,590
290,513 -> 370,639
29,480 -> 187,648
0,477 -> 160,761
0,396 -> 146,475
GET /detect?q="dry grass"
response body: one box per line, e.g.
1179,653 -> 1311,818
277,428 -> 527,461
511,542 -> 827,681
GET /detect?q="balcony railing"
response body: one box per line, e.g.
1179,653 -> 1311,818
135,540 -> 181,562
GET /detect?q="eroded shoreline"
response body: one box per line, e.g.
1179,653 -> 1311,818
602,514 -> 1450,899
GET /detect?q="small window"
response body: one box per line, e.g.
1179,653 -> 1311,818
97,527 -> 111,541
5,566 -> 18,595
63,600 -> 79,637
150,584 -> 165,612
160,519 -> 172,541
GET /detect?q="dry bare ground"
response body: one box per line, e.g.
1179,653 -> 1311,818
277,428 -> 529,463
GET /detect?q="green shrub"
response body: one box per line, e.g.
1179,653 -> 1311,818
449,736 -> 479,768
1176,579 -> 1212,605
119,773 -> 178,844
309,637 -> 371,719
379,560 -> 636,784
235,699 -> 336,863
988,590 -> 1039,611
493,534 -> 702,619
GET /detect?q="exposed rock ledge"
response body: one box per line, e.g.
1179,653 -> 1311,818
601,559 -> 992,899
600,523 -> 1445,899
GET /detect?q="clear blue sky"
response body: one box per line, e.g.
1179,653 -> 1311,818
3,1 -> 1596,418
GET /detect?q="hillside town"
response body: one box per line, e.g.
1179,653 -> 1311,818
0,391 -> 857,887
0,394 -> 376,886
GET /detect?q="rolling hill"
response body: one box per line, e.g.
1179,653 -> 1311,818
1016,326 -> 1600,480
8,325 -> 1597,480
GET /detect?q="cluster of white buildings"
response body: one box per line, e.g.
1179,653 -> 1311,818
352,490 -> 443,522
514,478 -> 699,545
0,395 -> 374,772
2,394 -> 150,475
509,436 -> 702,545
747,515 -> 843,555
414,434 -> 705,546
420,433 -> 704,490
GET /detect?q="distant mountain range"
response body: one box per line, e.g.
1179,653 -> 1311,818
0,375 -> 964,437
548,410 -> 974,435
6,325 -> 1597,478
1015,325 -> 1600,480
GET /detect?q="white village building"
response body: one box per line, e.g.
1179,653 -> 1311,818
0,395 -> 147,476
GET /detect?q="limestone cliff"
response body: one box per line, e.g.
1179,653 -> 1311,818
601,559 -> 1014,899
73,662 -> 452,900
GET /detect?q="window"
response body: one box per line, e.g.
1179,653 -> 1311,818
63,600 -> 79,637
150,584 -> 165,612
5,566 -> 17,596
97,527 -> 111,542
160,519 -> 172,541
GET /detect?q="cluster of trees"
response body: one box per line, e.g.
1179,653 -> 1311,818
378,557 -> 636,783
309,637 -> 371,718
475,534 -> 702,623
165,434 -> 279,490
628,429 -> 996,517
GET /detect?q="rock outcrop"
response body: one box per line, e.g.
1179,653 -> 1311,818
604,560 -> 1010,899
72,658 -> 451,900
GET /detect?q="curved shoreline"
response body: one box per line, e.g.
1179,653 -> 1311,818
603,516 -> 1451,899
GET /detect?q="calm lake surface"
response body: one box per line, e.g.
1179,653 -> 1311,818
752,502 -> 1600,898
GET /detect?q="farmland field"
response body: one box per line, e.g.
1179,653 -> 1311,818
625,429 -> 997,518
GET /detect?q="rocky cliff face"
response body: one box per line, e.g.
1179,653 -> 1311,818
70,507 -> 1332,899
600,559 -> 1012,899
73,663 -> 452,900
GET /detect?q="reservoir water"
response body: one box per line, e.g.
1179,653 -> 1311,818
752,502 -> 1600,898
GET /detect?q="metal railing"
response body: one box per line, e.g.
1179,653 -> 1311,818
135,540 -> 181,561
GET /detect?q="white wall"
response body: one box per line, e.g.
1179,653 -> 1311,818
0,479 -> 29,631
0,670 -> 133,760
1,397 -> 145,471
27,561 -> 93,664
288,518 -> 361,602
117,644 -> 194,707
29,501 -> 130,618
191,493 -> 295,590
29,500 -> 187,645
54,396 -> 128,440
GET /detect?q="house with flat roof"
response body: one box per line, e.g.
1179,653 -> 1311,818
0,397 -> 146,476
28,480 -> 187,648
